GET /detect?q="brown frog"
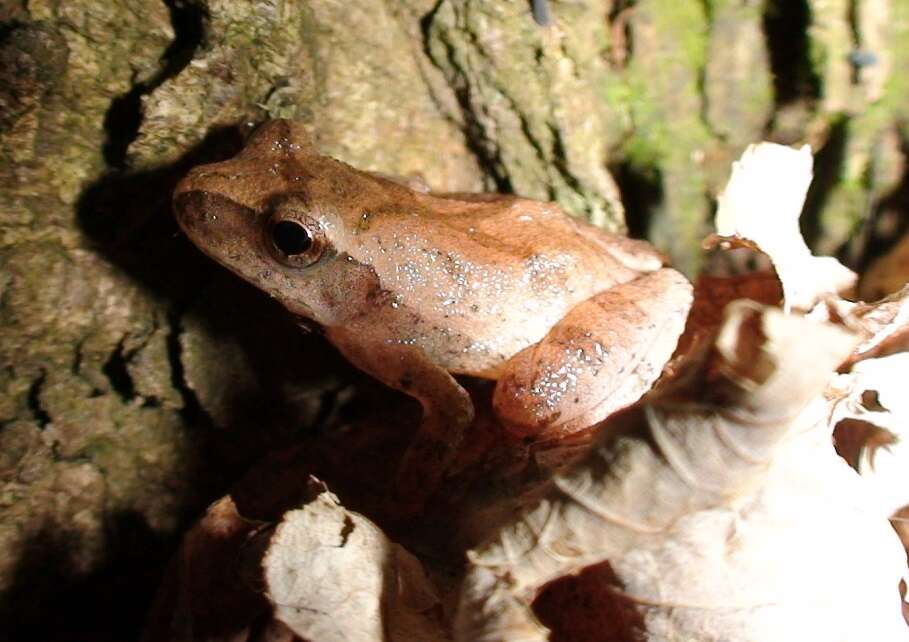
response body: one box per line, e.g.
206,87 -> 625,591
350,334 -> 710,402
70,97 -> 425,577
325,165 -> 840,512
173,120 -> 692,507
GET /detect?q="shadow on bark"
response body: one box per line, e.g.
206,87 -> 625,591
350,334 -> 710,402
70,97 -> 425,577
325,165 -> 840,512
0,512 -> 170,642
11,126 -> 365,641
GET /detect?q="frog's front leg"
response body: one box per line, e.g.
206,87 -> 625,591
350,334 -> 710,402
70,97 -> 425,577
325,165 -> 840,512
493,268 -> 693,441
325,326 -> 475,511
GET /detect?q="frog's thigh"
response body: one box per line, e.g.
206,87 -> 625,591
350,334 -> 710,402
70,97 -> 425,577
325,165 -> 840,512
324,327 -> 474,497
493,268 -> 692,440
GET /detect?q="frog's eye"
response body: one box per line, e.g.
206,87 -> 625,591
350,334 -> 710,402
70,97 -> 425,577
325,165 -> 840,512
273,220 -> 312,254
268,217 -> 324,267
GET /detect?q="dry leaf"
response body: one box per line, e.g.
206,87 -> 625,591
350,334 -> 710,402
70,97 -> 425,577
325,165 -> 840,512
673,271 -> 782,360
847,286 -> 909,363
144,479 -> 449,642
456,303 -> 909,641
830,352 -> 909,518
263,484 -> 448,642
710,143 -> 857,310
804,285 -> 909,356
142,497 -> 270,642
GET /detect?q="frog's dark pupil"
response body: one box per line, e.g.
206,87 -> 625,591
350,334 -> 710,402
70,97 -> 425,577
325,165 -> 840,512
272,220 -> 313,255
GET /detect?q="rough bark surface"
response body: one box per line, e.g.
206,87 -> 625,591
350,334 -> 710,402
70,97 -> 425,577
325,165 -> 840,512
1,1 -> 907,640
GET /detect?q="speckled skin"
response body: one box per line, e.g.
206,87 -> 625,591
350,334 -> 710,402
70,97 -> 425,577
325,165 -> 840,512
173,120 -> 692,508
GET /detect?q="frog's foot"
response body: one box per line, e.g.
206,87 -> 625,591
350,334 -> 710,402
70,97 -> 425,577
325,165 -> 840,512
324,327 -> 475,514
493,268 -> 693,441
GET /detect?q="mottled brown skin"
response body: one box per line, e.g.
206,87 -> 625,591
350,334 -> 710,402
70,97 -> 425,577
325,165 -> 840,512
173,120 -> 693,508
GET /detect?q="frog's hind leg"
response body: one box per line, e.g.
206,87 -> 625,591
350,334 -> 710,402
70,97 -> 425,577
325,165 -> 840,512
324,327 -> 475,513
493,268 -> 693,441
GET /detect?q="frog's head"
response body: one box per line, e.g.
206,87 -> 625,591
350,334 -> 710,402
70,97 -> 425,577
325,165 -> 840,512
173,119 -> 402,326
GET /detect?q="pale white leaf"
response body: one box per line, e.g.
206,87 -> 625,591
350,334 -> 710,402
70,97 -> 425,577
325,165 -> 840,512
263,488 -> 448,642
831,353 -> 909,517
714,142 -> 856,310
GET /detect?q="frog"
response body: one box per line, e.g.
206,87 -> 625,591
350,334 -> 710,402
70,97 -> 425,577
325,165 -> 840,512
173,119 -> 693,509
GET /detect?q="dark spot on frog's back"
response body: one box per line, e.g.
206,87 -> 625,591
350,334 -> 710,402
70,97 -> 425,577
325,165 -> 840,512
322,164 -> 369,200
355,211 -> 373,234
318,252 -> 385,311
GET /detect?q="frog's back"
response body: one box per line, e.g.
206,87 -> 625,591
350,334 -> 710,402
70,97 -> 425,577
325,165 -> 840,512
339,189 -> 665,377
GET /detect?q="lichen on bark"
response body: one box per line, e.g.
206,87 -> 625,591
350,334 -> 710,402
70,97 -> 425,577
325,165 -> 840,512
0,2 -> 203,637
426,0 -> 628,231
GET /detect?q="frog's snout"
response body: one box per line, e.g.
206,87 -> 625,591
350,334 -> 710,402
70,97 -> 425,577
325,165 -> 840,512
172,167 -> 210,228
172,164 -> 251,235
172,189 -> 209,234
172,187 -> 257,243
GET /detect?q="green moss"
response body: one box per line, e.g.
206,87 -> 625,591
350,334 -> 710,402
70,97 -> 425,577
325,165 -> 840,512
611,0 -> 711,272
809,0 -> 909,253
882,1 -> 909,122
660,0 -> 709,69
816,180 -> 869,253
